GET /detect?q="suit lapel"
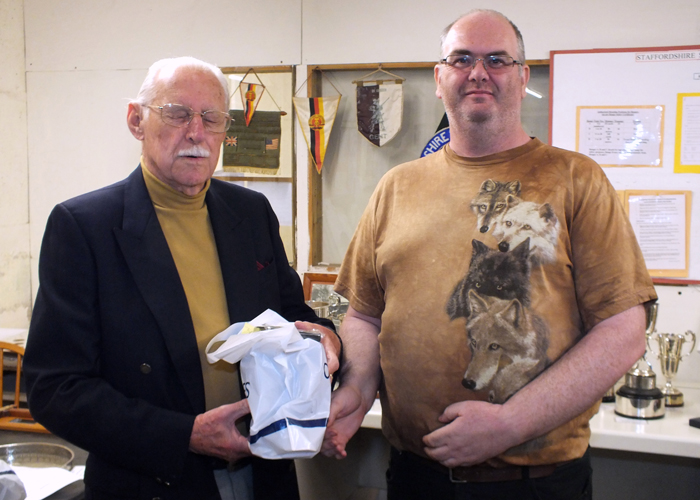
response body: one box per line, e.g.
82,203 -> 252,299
113,167 -> 205,413
206,183 -> 260,323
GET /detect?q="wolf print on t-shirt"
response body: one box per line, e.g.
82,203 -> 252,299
462,289 -> 550,404
446,238 -> 531,320
492,200 -> 560,265
446,179 -> 560,406
469,179 -> 521,234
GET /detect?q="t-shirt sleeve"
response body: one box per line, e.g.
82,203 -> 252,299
334,180 -> 387,319
569,159 -> 657,331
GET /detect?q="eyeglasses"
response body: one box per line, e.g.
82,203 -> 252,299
439,54 -> 522,73
145,103 -> 233,133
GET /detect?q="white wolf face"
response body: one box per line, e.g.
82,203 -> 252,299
491,201 -> 560,264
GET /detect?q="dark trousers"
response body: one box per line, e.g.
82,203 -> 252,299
386,448 -> 592,500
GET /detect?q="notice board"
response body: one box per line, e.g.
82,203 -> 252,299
550,45 -> 700,280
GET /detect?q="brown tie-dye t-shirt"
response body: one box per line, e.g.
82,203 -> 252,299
335,138 -> 657,466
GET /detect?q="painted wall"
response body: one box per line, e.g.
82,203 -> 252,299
1,0 -> 700,334
0,0 -> 30,327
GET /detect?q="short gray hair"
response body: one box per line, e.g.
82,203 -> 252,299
132,56 -> 230,110
440,9 -> 526,63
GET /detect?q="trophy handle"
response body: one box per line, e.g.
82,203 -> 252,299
646,332 -> 660,357
681,330 -> 696,359
645,302 -> 658,336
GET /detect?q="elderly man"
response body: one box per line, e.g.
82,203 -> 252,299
323,10 -> 656,500
25,57 -> 339,500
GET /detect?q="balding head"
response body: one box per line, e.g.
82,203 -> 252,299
440,10 -> 525,63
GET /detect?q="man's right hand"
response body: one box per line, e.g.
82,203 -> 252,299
189,399 -> 252,463
321,385 -> 368,459
320,305 -> 382,460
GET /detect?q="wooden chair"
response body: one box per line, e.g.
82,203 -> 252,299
0,341 -> 49,433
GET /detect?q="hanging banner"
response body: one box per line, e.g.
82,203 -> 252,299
239,82 -> 265,127
293,96 -> 341,173
356,81 -> 403,147
223,110 -> 281,175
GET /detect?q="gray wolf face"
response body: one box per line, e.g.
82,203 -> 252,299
491,201 -> 560,265
462,290 -> 549,403
446,239 -> 531,320
470,179 -> 522,234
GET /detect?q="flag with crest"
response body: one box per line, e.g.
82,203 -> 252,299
293,96 -> 341,173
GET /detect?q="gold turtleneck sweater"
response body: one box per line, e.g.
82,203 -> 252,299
141,162 -> 241,411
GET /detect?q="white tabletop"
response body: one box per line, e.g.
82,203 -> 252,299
361,388 -> 700,458
590,387 -> 700,458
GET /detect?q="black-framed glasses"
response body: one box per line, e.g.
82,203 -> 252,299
145,103 -> 233,133
440,54 -> 522,73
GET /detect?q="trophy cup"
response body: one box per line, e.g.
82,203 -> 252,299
648,330 -> 696,407
615,302 -> 665,419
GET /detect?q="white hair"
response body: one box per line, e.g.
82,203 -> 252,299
132,56 -> 229,110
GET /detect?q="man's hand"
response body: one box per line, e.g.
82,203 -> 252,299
295,321 -> 341,375
189,399 -> 252,463
422,400 -> 520,467
321,385 -> 368,459
318,305 -> 382,460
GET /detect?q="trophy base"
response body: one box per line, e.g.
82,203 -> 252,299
602,386 -> 616,403
615,386 -> 665,419
663,388 -> 684,407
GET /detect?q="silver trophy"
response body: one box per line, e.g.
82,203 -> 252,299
648,329 -> 696,407
614,302 -> 665,419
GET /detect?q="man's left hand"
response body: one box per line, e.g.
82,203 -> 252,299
295,321 -> 340,375
422,400 -> 521,467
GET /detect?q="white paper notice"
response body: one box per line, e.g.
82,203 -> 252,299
679,94 -> 700,166
628,195 -> 686,270
577,107 -> 663,166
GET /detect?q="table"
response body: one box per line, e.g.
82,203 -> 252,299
0,430 -> 86,500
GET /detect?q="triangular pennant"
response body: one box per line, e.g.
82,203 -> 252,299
239,82 -> 265,127
293,96 -> 341,173
356,81 -> 403,147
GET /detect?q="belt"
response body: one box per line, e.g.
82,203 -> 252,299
396,449 -> 558,483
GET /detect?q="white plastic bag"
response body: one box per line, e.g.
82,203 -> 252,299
206,310 -> 331,459
0,460 -> 26,500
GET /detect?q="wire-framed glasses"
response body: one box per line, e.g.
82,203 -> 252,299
145,103 -> 233,133
439,54 -> 522,73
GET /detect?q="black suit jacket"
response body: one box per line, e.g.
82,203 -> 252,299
25,167 -> 331,499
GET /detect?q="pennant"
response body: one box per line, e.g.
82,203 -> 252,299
239,82 -> 265,127
293,96 -> 341,173
223,110 -> 282,175
356,81 -> 403,147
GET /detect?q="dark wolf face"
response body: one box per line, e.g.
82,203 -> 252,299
469,179 -> 522,234
446,238 -> 531,320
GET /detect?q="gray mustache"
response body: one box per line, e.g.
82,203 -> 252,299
178,146 -> 210,158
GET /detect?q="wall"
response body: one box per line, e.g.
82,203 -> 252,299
302,0 -> 700,63
2,0 -> 700,322
0,0 -> 30,327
